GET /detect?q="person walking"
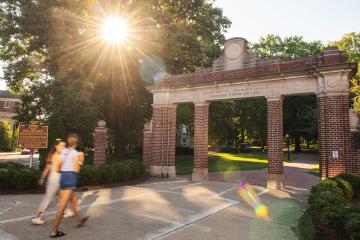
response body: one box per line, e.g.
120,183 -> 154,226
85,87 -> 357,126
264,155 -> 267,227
50,134 -> 88,238
32,139 -> 74,225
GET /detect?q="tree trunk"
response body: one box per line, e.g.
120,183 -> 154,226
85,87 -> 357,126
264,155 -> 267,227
294,136 -> 302,153
114,133 -> 128,158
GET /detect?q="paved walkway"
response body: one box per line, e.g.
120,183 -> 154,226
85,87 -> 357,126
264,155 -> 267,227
0,154 -> 319,240
209,153 -> 319,202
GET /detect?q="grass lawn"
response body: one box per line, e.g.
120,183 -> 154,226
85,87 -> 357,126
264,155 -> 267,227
308,167 -> 320,177
176,151 -> 296,175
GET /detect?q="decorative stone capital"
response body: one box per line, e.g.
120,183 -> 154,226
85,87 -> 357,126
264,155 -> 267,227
97,120 -> 106,128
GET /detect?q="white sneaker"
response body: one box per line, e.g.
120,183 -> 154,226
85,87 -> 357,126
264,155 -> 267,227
63,209 -> 74,219
32,217 -> 44,225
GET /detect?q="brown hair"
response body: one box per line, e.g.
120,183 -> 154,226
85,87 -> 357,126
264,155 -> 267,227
47,139 -> 65,162
67,133 -> 80,147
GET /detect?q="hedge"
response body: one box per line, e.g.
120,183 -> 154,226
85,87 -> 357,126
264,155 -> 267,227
78,160 -> 145,185
0,160 -> 145,191
307,173 -> 360,240
0,163 -> 41,190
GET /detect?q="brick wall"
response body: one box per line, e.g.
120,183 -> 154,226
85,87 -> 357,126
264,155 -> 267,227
318,94 -> 352,177
94,127 -> 107,166
317,95 -> 328,178
0,100 -> 17,114
151,105 -> 177,167
194,103 -> 209,169
157,48 -> 348,87
351,132 -> 360,175
267,98 -> 284,175
143,129 -> 153,170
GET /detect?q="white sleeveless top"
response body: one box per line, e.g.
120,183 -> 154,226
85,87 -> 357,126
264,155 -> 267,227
60,148 -> 79,172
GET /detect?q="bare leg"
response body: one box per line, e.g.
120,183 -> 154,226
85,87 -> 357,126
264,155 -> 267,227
69,191 -> 82,224
50,190 -> 72,235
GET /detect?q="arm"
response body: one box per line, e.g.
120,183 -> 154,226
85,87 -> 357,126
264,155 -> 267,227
78,152 -> 85,165
38,162 -> 51,186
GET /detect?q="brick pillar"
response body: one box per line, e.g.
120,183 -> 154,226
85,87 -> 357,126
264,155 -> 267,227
266,96 -> 284,189
143,121 -> 153,172
94,120 -> 107,166
192,102 -> 209,182
317,94 -> 328,179
151,104 -> 177,178
319,93 -> 351,177
351,132 -> 360,175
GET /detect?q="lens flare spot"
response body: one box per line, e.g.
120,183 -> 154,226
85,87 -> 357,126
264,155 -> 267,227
237,181 -> 270,221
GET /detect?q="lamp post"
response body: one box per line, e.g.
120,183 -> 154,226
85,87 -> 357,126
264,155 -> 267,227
285,134 -> 290,161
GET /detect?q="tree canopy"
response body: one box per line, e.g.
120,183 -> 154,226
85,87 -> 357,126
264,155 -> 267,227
0,0 -> 231,155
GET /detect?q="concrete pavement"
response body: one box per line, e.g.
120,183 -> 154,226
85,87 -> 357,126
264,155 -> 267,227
0,178 -> 308,240
0,153 -> 319,240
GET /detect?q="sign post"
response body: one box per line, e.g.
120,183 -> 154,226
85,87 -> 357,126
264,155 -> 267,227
17,121 -> 48,168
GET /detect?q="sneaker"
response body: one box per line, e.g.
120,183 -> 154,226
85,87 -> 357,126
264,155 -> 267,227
32,217 -> 44,225
62,209 -> 74,219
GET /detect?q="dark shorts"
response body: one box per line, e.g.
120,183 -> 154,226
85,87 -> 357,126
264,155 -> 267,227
60,172 -> 78,190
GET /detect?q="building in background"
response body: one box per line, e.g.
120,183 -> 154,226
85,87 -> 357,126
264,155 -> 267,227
0,90 -> 20,127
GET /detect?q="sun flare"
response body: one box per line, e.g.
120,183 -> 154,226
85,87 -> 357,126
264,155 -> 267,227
102,17 -> 128,43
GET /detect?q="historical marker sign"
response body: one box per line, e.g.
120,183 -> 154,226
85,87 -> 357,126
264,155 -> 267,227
17,121 -> 48,149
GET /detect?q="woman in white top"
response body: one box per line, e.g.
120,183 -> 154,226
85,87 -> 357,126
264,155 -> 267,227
32,139 -> 73,225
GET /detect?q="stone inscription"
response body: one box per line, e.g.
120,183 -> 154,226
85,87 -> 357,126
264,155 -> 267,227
203,86 -> 269,99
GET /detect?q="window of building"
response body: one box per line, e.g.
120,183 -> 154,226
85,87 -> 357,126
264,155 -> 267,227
3,101 -> 10,109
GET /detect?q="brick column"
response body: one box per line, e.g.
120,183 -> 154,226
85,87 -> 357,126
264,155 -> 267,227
192,102 -> 209,182
142,121 -> 153,172
266,96 -> 284,189
317,94 -> 328,179
151,104 -> 177,178
94,120 -> 107,166
351,132 -> 360,175
322,93 -> 351,177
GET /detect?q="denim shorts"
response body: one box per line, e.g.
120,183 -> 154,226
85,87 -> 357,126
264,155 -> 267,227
60,172 -> 78,190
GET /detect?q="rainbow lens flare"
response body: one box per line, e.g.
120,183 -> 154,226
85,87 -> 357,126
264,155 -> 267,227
238,182 -> 270,221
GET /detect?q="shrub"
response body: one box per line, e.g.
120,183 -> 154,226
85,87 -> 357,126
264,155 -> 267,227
297,211 -> 315,240
78,165 -> 101,186
330,177 -> 354,201
98,164 -> 117,184
345,213 -> 360,240
308,179 -> 346,227
318,204 -> 347,228
123,160 -> 145,178
113,162 -> 132,181
308,179 -> 344,211
337,173 -> 360,199
0,159 -> 145,191
0,120 -> 13,151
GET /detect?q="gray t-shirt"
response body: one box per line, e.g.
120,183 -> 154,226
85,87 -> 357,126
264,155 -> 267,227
60,148 -> 79,172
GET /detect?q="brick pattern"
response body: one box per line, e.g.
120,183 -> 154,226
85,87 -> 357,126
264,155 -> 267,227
194,103 -> 209,169
351,132 -> 360,175
317,94 -> 352,177
267,98 -> 284,174
156,49 -> 348,87
151,105 -> 177,167
94,127 -> 107,166
0,100 -> 17,113
142,130 -> 153,170
317,96 -> 327,178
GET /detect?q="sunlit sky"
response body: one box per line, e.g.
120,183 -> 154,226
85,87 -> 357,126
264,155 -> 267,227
1,0 -> 359,90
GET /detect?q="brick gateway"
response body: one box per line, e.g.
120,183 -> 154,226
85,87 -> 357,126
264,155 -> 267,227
143,37 -> 359,189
